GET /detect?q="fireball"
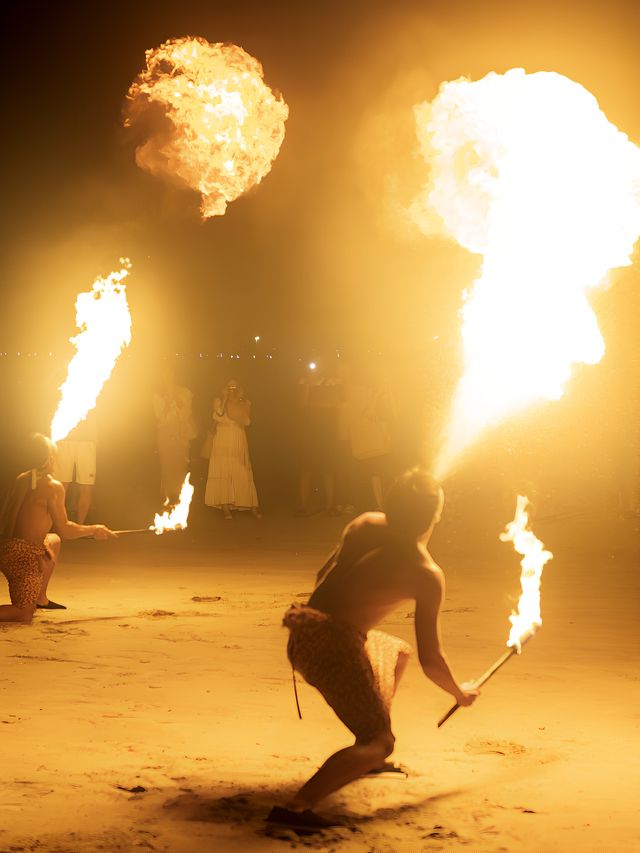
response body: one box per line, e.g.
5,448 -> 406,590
410,69 -> 640,479
125,36 -> 289,218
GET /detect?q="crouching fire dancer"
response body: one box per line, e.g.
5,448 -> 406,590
0,434 -> 116,623
268,468 -> 478,830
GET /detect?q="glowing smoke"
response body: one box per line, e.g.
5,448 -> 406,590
410,69 -> 640,479
125,36 -> 288,218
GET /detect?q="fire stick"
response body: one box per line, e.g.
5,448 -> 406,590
437,643 -> 525,728
113,528 -> 154,535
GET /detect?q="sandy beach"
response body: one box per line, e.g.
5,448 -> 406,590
1,506 -> 638,852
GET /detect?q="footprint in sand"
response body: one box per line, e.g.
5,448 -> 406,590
137,610 -> 176,618
465,739 -> 526,756
422,824 -> 461,840
42,626 -> 89,636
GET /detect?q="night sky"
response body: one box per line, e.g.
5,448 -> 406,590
1,0 -> 639,358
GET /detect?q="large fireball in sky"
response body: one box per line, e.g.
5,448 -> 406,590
125,37 -> 289,218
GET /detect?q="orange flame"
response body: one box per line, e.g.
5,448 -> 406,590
125,36 -> 288,218
151,473 -> 194,534
500,495 -> 553,650
410,69 -> 640,479
51,262 -> 132,443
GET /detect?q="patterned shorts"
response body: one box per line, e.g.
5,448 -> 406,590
0,537 -> 55,609
283,604 -> 411,742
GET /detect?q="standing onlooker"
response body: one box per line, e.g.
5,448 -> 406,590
153,366 -> 197,503
335,361 -> 355,515
55,410 -> 97,523
349,367 -> 396,510
294,363 -> 343,516
205,380 -> 260,519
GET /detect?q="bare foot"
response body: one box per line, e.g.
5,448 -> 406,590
363,761 -> 407,777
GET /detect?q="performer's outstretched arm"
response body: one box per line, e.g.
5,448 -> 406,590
48,480 -> 114,540
415,569 -> 478,706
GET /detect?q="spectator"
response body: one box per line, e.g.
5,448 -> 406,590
349,366 -> 397,510
55,410 -> 98,523
205,380 -> 260,519
294,363 -> 343,516
153,365 -> 197,503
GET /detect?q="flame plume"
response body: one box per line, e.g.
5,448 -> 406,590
410,69 -> 640,479
51,262 -> 132,443
151,474 -> 194,534
500,495 -> 553,650
125,36 -> 289,218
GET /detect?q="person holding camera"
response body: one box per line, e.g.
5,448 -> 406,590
204,380 -> 260,520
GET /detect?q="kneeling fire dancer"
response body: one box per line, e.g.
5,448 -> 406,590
268,468 -> 478,830
0,434 -> 116,623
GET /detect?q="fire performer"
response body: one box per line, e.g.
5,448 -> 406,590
0,434 -> 116,623
268,468 -> 478,830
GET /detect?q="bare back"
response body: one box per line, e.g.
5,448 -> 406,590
308,512 -> 439,634
3,472 -> 58,546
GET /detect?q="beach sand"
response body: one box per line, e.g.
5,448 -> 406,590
1,508 -> 638,851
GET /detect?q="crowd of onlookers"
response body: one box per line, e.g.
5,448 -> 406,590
0,353 -> 420,525
5,348 -> 635,525
149,361 -> 401,520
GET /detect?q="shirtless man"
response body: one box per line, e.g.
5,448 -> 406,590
269,468 -> 479,830
0,434 -> 116,623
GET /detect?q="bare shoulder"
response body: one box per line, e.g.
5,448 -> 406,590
44,475 -> 65,498
348,511 -> 385,532
342,511 -> 386,544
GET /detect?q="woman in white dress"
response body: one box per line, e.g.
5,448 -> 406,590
153,367 -> 197,503
205,380 -> 260,519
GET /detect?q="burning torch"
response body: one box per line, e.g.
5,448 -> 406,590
115,474 -> 194,536
438,495 -> 552,727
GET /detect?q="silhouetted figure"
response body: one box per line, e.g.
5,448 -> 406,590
55,411 -> 97,523
268,469 -> 478,830
205,380 -> 260,519
349,366 -> 397,510
153,366 -> 197,502
294,364 -> 343,516
0,434 -> 116,623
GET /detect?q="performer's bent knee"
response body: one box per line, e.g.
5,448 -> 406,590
378,731 -> 396,758
47,533 -> 61,546
45,533 -> 61,553
357,730 -> 395,758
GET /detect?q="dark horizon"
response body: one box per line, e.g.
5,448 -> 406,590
1,0 -> 639,354
0,0 -> 638,523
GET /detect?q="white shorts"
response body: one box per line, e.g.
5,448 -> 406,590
55,440 -> 96,485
